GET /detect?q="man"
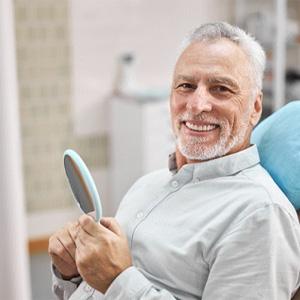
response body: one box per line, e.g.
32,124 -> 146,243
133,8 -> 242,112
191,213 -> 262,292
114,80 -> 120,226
49,22 -> 300,299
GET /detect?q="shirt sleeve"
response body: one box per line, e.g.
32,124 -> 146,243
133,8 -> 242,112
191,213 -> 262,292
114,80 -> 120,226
104,267 -> 177,300
51,263 -> 82,300
51,263 -> 178,300
202,204 -> 300,300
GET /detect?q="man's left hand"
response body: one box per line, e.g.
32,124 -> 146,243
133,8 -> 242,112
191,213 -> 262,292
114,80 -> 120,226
75,215 -> 133,294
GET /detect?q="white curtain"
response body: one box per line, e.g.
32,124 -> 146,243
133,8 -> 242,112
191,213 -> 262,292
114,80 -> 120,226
0,0 -> 32,299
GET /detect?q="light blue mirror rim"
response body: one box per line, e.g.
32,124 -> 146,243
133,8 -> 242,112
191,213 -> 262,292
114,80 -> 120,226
63,149 -> 102,222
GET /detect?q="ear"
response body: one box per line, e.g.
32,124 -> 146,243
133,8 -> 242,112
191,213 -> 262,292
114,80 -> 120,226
249,92 -> 263,127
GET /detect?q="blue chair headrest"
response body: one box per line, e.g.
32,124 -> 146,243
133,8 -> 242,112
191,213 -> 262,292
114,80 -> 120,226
251,101 -> 300,210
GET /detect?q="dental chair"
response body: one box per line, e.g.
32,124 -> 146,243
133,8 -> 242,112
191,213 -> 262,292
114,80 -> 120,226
251,100 -> 300,299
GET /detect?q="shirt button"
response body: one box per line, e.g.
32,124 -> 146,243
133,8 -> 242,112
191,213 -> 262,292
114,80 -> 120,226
85,285 -> 92,292
137,212 -> 144,219
172,180 -> 179,187
194,178 -> 200,183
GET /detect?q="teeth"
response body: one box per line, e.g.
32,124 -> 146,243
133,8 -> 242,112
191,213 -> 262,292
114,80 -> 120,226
186,122 -> 217,132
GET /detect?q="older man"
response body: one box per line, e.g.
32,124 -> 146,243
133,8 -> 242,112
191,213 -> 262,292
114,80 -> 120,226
49,22 -> 300,299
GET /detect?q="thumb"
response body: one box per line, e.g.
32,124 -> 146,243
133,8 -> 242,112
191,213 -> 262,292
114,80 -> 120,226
87,211 -> 96,219
100,217 -> 123,237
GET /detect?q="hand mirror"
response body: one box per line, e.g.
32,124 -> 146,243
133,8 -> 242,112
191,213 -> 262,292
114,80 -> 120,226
63,149 -> 102,222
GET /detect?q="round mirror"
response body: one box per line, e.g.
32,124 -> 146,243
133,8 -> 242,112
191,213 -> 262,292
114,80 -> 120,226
63,149 -> 102,222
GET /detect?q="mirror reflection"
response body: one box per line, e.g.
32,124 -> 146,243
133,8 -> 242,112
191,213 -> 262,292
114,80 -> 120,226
63,150 -> 102,222
64,155 -> 95,213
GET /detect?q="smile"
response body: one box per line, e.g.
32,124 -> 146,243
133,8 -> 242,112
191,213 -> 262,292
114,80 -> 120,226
185,122 -> 218,132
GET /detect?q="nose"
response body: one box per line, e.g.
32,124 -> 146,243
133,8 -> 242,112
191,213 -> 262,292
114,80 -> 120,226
186,87 -> 212,114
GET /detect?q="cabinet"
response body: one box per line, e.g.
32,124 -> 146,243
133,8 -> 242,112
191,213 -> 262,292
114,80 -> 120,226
108,96 -> 174,215
235,0 -> 300,118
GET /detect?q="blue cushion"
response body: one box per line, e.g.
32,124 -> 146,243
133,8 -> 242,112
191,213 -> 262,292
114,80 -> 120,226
251,101 -> 300,210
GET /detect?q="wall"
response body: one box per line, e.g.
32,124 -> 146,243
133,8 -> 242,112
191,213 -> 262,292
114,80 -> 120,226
14,0 -> 108,215
71,0 -> 236,137
69,0 -> 235,214
14,0 -> 235,221
13,1 -> 234,298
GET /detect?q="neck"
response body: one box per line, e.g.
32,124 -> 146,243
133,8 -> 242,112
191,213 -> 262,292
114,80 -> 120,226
175,147 -> 188,171
175,141 -> 252,171
175,148 -> 208,171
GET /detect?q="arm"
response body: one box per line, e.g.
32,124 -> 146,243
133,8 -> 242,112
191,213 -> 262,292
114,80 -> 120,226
202,204 -> 300,300
49,216 -> 179,300
103,267 -> 179,300
75,216 -> 179,299
48,221 -> 80,280
48,221 -> 81,300
51,263 -> 82,300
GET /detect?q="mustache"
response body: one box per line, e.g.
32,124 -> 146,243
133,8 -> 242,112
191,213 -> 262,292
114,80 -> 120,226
177,113 -> 222,125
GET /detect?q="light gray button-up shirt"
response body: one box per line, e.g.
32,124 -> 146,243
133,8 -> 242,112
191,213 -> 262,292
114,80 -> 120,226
52,145 -> 300,300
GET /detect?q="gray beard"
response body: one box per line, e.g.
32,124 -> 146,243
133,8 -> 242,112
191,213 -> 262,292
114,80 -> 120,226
176,117 -> 250,161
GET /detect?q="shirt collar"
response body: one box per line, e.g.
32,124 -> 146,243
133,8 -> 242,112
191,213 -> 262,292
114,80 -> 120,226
168,145 -> 260,181
168,152 -> 178,175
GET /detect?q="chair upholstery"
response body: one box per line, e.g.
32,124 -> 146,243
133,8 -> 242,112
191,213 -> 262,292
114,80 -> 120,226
251,101 -> 300,299
293,212 -> 300,299
251,100 -> 300,211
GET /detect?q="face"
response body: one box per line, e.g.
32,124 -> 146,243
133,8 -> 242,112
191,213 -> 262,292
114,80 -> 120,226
170,39 -> 262,167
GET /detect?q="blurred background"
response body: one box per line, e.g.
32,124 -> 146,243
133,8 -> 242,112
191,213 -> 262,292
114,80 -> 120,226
1,0 -> 300,299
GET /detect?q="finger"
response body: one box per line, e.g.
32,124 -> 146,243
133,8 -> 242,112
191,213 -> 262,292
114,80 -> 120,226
50,252 -> 72,270
50,252 -> 79,279
87,211 -> 96,219
63,223 -> 79,258
75,228 -> 87,251
68,221 -> 79,241
49,235 -> 76,266
57,234 -> 77,262
100,217 -> 124,237
78,215 -> 122,240
78,214 -> 98,236
53,222 -> 78,261
76,225 -> 93,247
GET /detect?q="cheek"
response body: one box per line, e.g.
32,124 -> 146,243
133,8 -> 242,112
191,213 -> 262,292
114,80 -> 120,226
229,110 -> 249,135
216,109 -> 238,136
170,111 -> 179,134
170,95 -> 185,130
170,93 -> 188,112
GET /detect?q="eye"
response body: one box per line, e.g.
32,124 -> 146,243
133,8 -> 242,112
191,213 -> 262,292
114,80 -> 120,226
211,85 -> 233,97
216,86 -> 230,92
176,83 -> 195,91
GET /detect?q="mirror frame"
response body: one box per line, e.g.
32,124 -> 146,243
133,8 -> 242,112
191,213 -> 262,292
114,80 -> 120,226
63,149 -> 102,222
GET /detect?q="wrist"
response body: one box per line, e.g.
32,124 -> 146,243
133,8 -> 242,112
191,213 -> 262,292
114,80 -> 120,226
61,273 -> 80,281
52,264 -> 80,282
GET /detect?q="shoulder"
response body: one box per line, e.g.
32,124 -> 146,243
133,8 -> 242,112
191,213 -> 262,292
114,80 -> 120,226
238,163 -> 299,223
117,168 -> 171,205
127,168 -> 171,191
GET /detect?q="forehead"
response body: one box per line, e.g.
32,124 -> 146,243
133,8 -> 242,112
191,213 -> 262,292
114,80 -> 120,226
174,39 -> 250,81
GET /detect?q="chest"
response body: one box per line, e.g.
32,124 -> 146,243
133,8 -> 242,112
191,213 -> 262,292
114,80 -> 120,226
116,178 -> 247,299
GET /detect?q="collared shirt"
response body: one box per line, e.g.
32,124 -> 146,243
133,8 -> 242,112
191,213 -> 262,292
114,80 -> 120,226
52,145 -> 300,300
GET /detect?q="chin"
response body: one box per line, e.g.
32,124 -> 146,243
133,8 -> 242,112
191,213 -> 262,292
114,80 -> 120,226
178,141 -> 224,161
177,131 -> 244,161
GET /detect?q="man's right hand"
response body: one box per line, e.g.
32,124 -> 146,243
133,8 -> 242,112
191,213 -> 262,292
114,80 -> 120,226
48,221 -> 80,280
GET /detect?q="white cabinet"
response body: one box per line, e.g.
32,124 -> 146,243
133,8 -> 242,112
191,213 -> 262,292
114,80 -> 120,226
235,0 -> 300,116
108,96 -> 174,215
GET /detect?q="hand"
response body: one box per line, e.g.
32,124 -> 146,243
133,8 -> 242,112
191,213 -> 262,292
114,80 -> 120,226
75,215 -> 133,294
48,221 -> 80,280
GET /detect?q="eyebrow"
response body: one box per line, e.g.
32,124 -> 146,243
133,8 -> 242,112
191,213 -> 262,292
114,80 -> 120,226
207,77 -> 239,90
174,75 -> 238,88
173,75 -> 196,84
173,75 -> 240,92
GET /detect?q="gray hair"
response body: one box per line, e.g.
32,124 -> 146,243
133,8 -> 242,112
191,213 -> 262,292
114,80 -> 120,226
180,22 -> 266,97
